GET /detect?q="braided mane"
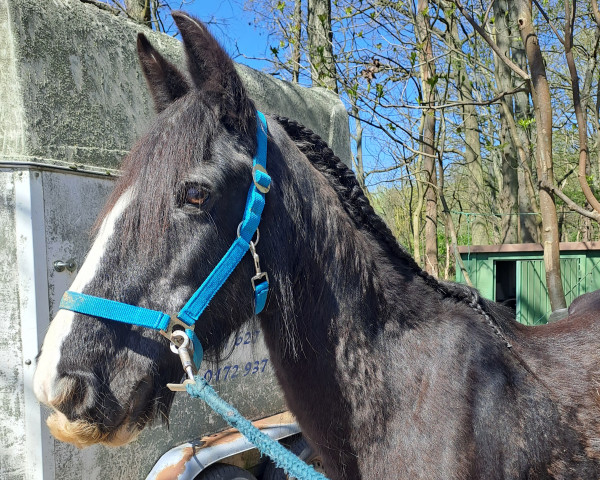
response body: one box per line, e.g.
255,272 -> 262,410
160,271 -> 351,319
275,116 -> 513,346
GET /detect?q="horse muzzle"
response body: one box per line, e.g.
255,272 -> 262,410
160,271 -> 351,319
46,409 -> 140,448
39,373 -> 142,448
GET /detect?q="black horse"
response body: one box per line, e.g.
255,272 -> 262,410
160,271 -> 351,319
34,12 -> 600,479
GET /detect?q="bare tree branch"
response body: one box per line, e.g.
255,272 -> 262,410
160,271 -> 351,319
384,85 -> 528,110
532,0 -> 565,45
80,0 -> 121,15
540,181 -> 600,222
452,0 -> 530,80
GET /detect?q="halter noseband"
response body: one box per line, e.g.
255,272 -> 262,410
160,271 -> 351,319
59,111 -> 271,380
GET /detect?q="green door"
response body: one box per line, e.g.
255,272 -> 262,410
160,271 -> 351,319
516,258 -> 581,325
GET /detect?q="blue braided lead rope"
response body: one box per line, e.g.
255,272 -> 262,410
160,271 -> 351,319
186,377 -> 329,480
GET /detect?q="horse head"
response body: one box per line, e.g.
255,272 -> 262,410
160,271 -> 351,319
33,13 -> 287,448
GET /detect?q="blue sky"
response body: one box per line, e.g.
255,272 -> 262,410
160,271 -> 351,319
165,2 -> 384,187
177,1 -> 272,72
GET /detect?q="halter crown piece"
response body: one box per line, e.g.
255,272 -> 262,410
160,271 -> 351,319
59,111 -> 271,373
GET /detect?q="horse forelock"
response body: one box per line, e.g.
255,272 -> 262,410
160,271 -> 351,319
96,94 -> 222,257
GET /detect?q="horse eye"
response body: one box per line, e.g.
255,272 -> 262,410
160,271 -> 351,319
180,184 -> 209,207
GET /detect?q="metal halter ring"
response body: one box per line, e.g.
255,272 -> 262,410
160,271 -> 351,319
166,330 -> 197,392
237,224 -> 260,246
159,315 -> 191,346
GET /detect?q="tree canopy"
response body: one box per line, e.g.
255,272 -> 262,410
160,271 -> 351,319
246,0 -> 600,308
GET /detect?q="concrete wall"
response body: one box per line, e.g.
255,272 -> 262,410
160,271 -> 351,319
0,0 -> 351,478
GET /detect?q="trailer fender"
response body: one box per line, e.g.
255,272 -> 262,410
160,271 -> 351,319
146,412 -> 300,480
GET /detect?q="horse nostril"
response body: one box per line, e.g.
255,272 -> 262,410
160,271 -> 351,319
51,373 -> 99,422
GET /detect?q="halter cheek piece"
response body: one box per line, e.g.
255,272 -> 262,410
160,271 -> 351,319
59,111 -> 271,390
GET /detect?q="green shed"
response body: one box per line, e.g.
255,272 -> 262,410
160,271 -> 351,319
456,242 -> 600,325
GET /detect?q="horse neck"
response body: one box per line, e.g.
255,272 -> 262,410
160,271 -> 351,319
256,132 -> 452,474
259,123 -> 445,384
263,199 -> 439,355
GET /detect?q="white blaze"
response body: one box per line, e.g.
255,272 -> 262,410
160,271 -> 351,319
33,190 -> 134,405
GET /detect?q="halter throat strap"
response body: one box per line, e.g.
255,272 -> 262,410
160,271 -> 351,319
59,111 -> 271,368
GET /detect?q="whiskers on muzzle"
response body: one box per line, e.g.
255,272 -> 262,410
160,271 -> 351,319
44,371 -> 161,448
45,373 -> 131,448
49,374 -> 97,416
46,410 -> 140,448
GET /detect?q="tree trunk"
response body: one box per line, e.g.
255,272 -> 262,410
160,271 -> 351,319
515,0 -> 566,310
124,0 -> 151,26
411,140 -> 425,267
416,0 -> 439,277
424,131 -> 439,277
292,0 -> 302,83
448,12 -> 487,244
512,28 -> 540,243
594,74 -> 600,192
564,0 -> 600,215
493,0 -> 519,244
351,104 -> 367,193
306,0 -> 337,92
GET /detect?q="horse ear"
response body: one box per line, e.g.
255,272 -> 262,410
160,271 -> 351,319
171,12 -> 255,132
137,33 -> 190,113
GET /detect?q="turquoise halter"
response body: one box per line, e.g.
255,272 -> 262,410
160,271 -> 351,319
59,111 -> 271,371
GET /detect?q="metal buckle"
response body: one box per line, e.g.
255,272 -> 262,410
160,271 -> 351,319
251,272 -> 269,290
249,240 -> 269,291
252,164 -> 270,194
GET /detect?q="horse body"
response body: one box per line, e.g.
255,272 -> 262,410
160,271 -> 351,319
33,12 -> 600,479
256,120 -> 600,478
